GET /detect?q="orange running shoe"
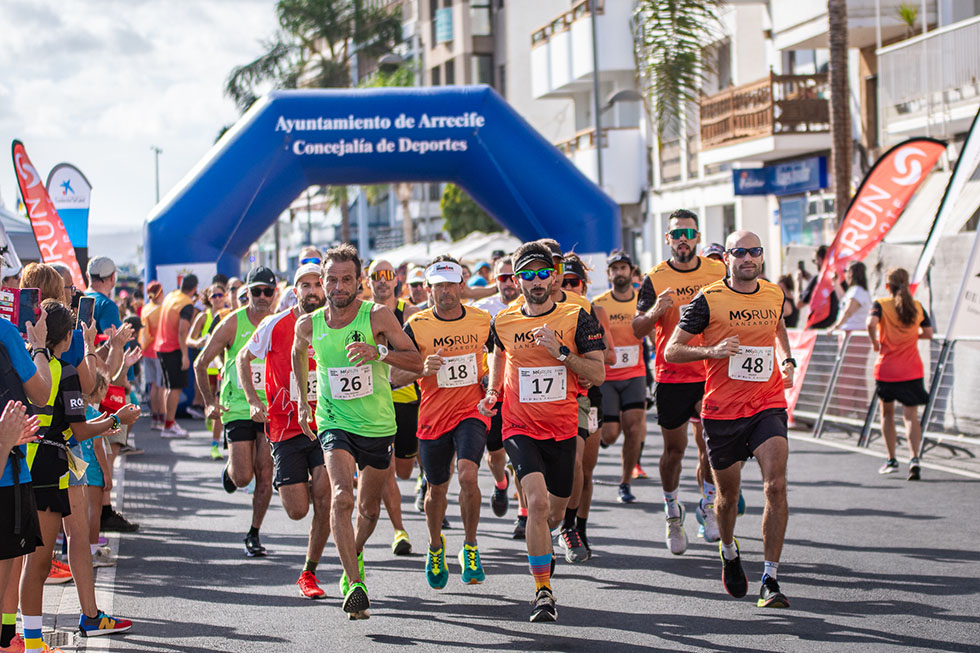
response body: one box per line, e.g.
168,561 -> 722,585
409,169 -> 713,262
632,464 -> 648,480
296,570 -> 325,599
45,559 -> 72,585
0,633 -> 25,653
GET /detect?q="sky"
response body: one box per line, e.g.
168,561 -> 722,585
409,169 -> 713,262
0,0 -> 276,234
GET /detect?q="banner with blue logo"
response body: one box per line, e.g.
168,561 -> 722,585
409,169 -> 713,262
46,163 -> 91,248
733,157 -> 828,196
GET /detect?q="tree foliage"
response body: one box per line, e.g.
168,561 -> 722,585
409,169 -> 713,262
440,184 -> 501,241
632,0 -> 724,140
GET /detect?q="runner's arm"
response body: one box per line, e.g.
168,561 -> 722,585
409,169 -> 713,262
632,276 -> 667,338
389,321 -> 422,386
178,312 -> 192,369
664,294 -> 738,362
194,316 -> 234,408
292,314 -> 315,439
369,305 -> 423,373
235,346 -> 264,418
866,302 -> 881,352
463,285 -> 496,301
919,309 -> 934,340
593,305 -> 616,366
185,312 -> 208,349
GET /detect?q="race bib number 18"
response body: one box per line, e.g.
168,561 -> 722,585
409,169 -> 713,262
327,366 -> 373,400
518,366 -> 566,403
436,353 -> 479,388
728,346 -> 773,382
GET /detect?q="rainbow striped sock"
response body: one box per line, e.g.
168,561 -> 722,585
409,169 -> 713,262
528,553 -> 552,591
23,614 -> 42,653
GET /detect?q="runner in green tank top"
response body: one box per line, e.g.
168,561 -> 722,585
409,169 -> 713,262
292,244 -> 422,620
186,283 -> 228,459
194,267 -> 278,557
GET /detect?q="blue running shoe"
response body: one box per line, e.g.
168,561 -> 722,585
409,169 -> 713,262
737,491 -> 746,517
426,534 -> 449,589
458,543 -> 486,584
78,610 -> 133,637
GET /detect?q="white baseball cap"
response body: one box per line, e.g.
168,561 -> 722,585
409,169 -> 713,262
293,263 -> 322,285
425,261 -> 463,285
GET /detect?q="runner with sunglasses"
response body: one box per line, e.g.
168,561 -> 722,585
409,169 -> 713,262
664,230 -> 794,609
366,259 -> 420,558
194,267 -> 278,557
632,209 -> 726,555
480,241 -> 605,621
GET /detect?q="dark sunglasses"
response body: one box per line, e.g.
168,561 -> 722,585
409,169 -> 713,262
496,273 -> 515,283
668,228 -> 698,240
409,282 -> 424,289
517,268 -> 555,281
229,285 -> 241,292
727,246 -> 764,258
250,286 -> 275,298
211,292 -> 225,298
371,270 -> 395,281
561,277 -> 582,288
300,257 -> 321,265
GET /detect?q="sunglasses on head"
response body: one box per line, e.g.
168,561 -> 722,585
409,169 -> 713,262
496,273 -> 515,283
250,286 -> 275,298
370,270 -> 395,281
727,246 -> 764,258
668,228 -> 698,240
561,277 -> 582,288
300,257 -> 321,265
517,268 -> 555,281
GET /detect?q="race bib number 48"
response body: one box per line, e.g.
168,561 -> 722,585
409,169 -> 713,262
728,346 -> 774,382
327,366 -> 373,400
611,345 -> 640,369
518,366 -> 566,403
436,353 -> 479,388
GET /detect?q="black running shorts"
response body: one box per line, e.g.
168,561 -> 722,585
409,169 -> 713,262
0,483 -> 43,560
224,419 -> 265,443
270,434 -> 325,489
503,434 -> 577,499
655,381 -> 705,430
418,418 -> 488,486
318,428 -> 394,471
394,401 -> 419,459
702,407 -> 788,470
876,379 -> 929,407
158,350 -> 188,390
32,485 -> 71,517
486,401 -> 504,452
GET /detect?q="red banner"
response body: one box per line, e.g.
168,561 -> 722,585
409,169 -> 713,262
784,330 -> 818,426
11,140 -> 86,289
806,138 -> 946,327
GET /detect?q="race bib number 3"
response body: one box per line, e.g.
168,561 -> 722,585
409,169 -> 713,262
250,361 -> 265,390
518,366 -> 566,403
436,353 -> 479,388
327,366 -> 373,400
728,346 -> 774,382
611,345 -> 640,369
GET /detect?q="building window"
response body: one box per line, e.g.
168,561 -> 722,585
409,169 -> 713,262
498,63 -> 506,96
431,66 -> 441,86
445,58 -> 455,85
471,1 -> 492,36
435,6 -> 453,43
472,54 -> 493,86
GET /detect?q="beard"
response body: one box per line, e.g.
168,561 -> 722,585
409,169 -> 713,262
500,286 -> 519,302
612,276 -> 631,292
329,292 -> 356,309
300,294 -> 326,313
525,283 -> 552,305
732,263 -> 761,282
672,244 -> 695,264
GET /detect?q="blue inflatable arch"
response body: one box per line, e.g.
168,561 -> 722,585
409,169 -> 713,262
145,86 -> 620,280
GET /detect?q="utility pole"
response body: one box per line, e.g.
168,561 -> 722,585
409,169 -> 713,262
590,0 -> 604,189
150,146 -> 162,203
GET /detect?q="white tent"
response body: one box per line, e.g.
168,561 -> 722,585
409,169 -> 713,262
374,231 -> 521,268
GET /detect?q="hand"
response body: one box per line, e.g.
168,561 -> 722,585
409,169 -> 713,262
115,404 -> 142,426
206,402 -> 229,421
103,471 -> 113,492
25,304 -> 48,350
650,288 -> 675,318
81,321 -> 97,351
710,336 -> 741,358
346,342 -> 379,367
110,322 -> 134,349
871,339 -> 880,353
422,350 -> 444,376
124,345 -> 143,368
0,400 -> 39,448
477,393 -> 498,417
532,325 -> 560,358
781,362 -> 795,389
180,352 -> 190,371
297,404 -> 315,441
248,399 -> 268,423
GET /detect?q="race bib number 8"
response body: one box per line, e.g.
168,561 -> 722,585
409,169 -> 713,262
518,366 -> 566,403
728,346 -> 774,382
436,353 -> 479,388
328,366 -> 373,400
611,345 -> 640,369
289,370 -> 318,403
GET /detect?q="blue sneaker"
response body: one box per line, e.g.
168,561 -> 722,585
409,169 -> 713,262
339,550 -> 365,596
737,491 -> 746,517
617,483 -> 636,504
458,543 -> 486,584
426,534 -> 449,589
78,610 -> 133,637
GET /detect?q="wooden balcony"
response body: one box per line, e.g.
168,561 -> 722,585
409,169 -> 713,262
699,73 -> 830,150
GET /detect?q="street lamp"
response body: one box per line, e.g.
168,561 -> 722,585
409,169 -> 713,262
150,145 -> 162,203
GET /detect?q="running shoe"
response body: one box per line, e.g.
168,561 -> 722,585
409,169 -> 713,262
92,547 -> 117,568
558,527 -> 589,563
632,464 -> 648,480
414,476 -> 427,513
512,515 -> 527,540
210,442 -> 224,460
757,575 -> 790,608
908,458 -> 921,481
578,528 -> 591,553
296,570 -> 325,599
529,586 -> 557,623
117,444 -> 143,456
617,483 -> 636,504
45,558 -> 72,585
392,529 -> 412,556
221,466 -> 237,494
342,582 -> 370,620
244,532 -> 267,557
491,472 -> 510,517
150,419 -> 164,431
339,551 -> 366,596
737,491 -> 746,517
695,499 -> 720,543
160,423 -> 189,439
186,405 -> 206,420
78,610 -> 133,637
425,534 -> 449,590
101,509 -> 139,532
0,634 -> 24,653
458,543 -> 486,584
719,539 -> 748,598
879,458 -> 899,474
665,503 -> 688,555
442,516 -> 451,530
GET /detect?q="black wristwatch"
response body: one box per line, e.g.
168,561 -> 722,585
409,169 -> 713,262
557,345 -> 571,362
31,347 -> 51,361
782,357 -> 797,368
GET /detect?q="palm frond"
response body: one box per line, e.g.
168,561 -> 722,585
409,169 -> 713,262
225,36 -> 299,112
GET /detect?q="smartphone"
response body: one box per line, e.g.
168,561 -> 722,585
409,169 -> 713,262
17,288 -> 40,334
76,296 -> 95,329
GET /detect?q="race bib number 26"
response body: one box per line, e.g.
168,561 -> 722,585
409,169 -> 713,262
327,366 -> 373,400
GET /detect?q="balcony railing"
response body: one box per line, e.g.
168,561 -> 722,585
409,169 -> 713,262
699,73 -> 830,150
531,0 -> 604,47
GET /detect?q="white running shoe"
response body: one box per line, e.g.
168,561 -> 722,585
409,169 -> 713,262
161,423 -> 190,439
92,547 -> 117,567
151,420 -> 165,431
665,503 -> 688,555
696,499 -> 721,543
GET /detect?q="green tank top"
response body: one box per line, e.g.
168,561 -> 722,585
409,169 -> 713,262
219,307 -> 266,424
311,301 -> 395,438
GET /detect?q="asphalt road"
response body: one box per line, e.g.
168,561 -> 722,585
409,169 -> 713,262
68,415 -> 979,653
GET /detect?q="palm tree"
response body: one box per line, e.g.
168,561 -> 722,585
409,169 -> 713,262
828,0 -> 852,224
632,0 -> 724,141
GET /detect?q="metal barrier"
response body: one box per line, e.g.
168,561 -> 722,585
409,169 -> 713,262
918,336 -> 980,455
789,332 -> 840,427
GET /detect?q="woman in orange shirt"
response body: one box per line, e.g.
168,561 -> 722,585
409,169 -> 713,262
866,268 -> 933,480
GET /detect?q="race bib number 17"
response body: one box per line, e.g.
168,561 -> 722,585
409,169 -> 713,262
518,366 -> 566,403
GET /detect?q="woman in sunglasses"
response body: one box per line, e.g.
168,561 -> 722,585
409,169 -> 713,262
187,284 -> 229,459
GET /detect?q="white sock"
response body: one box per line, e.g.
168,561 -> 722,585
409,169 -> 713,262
763,560 -> 778,581
702,481 -> 716,502
23,614 -> 43,653
91,543 -> 99,555
721,540 -> 738,560
663,489 -> 680,518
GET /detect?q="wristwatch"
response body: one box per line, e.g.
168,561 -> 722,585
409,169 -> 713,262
377,344 -> 389,361
31,347 -> 50,361
557,345 -> 571,362
109,414 -> 121,430
782,357 -> 798,368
